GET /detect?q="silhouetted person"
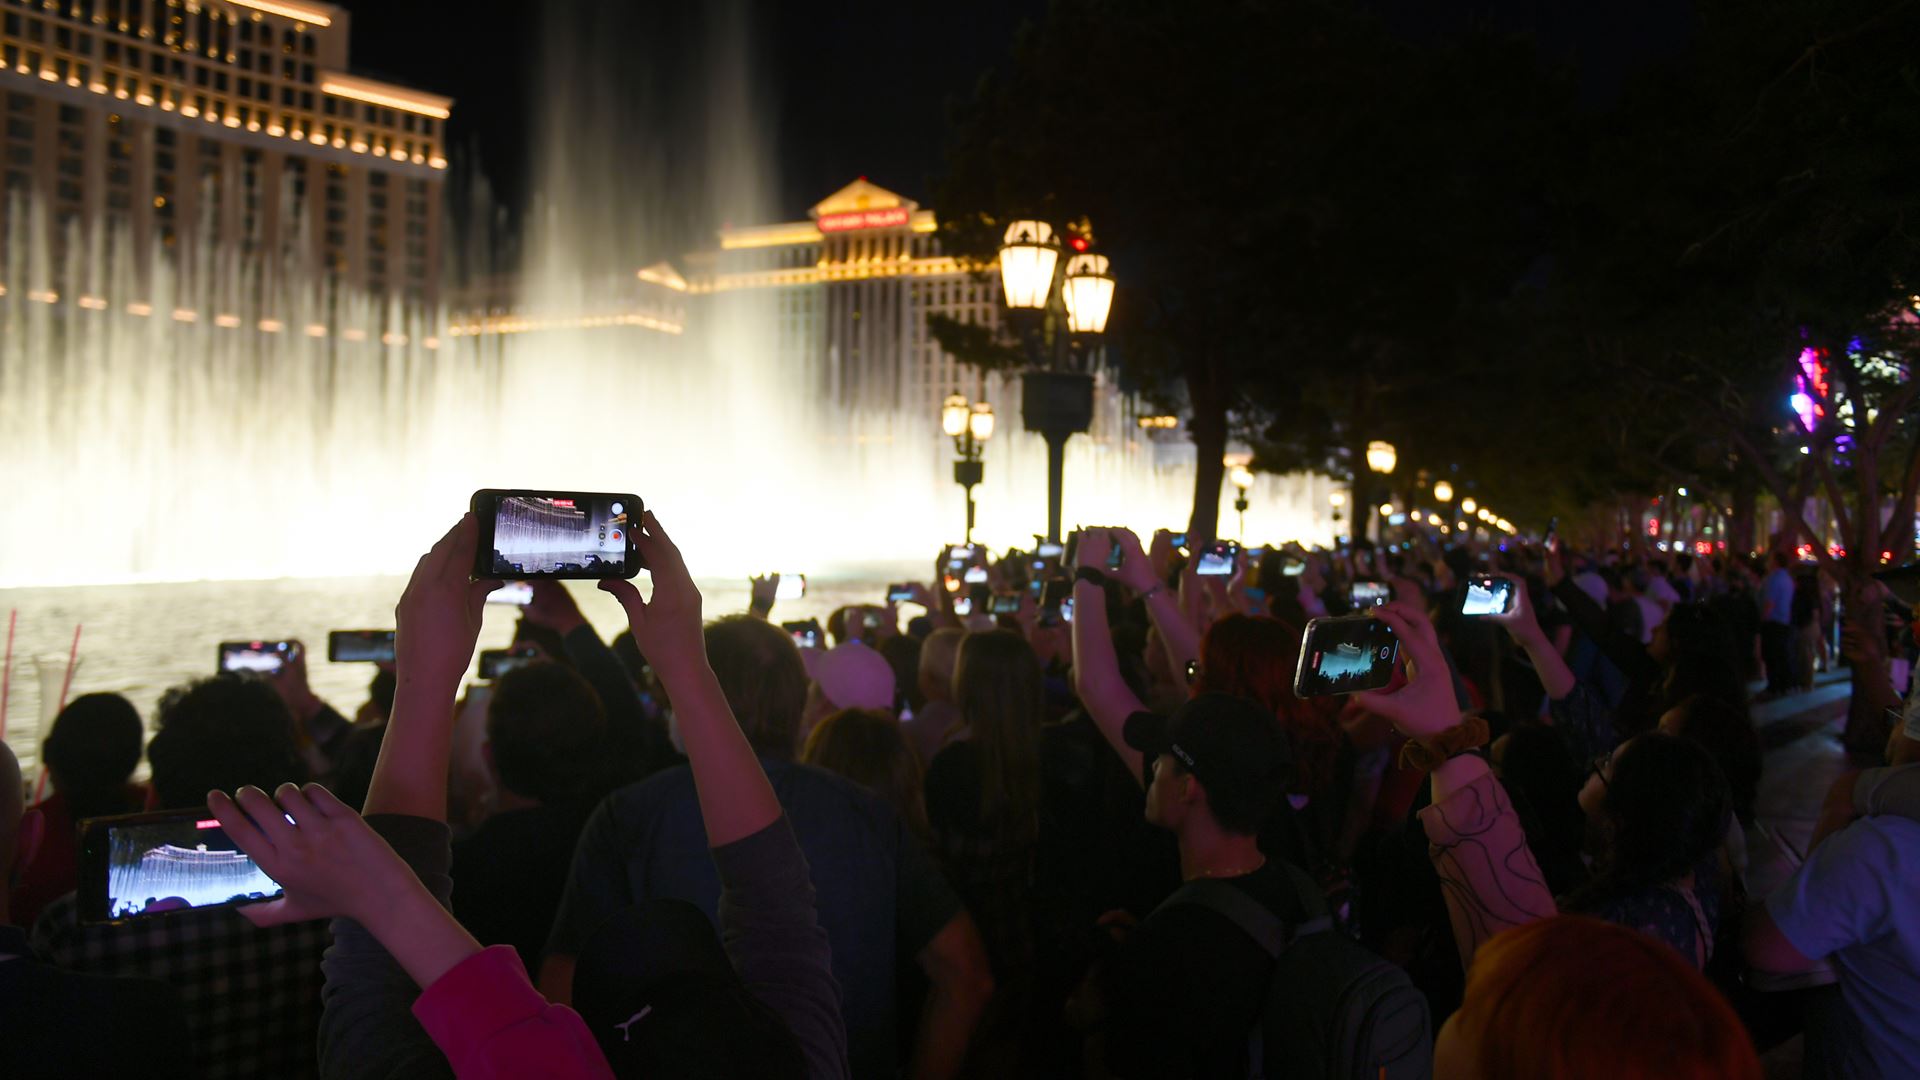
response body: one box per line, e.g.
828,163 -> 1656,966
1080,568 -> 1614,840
11,692 -> 147,926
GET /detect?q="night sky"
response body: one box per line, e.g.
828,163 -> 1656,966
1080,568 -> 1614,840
334,0 -> 1685,234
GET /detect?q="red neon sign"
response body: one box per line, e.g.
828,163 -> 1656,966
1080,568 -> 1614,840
818,207 -> 909,233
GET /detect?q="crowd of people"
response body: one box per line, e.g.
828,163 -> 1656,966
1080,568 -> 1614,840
3,512 -> 1918,1078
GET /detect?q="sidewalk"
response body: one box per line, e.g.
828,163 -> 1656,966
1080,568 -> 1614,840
1745,667 -> 1858,1080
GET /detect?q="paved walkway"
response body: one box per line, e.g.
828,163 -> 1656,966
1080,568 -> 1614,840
1745,667 -> 1861,1079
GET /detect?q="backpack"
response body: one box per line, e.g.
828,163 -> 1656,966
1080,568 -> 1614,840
1155,862 -> 1431,1079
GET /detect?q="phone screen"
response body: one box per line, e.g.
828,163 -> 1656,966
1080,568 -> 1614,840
1037,541 -> 1064,559
1105,543 -> 1125,571
472,489 -> 638,580
953,595 -> 974,616
990,594 -> 1021,615
219,640 -> 294,675
1282,558 -> 1306,577
1293,616 -> 1399,697
327,630 -> 395,663
775,575 -> 806,601
486,581 -> 534,606
1195,541 -> 1238,577
887,583 -> 915,603
1060,596 -> 1075,623
478,646 -> 540,680
1461,576 -> 1515,617
1349,581 -> 1391,610
964,565 -> 989,584
78,808 -> 284,924
782,620 -> 821,649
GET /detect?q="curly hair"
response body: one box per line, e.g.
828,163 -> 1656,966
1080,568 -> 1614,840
1570,732 -> 1731,911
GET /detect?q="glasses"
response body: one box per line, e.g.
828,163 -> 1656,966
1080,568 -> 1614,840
1590,750 -> 1613,790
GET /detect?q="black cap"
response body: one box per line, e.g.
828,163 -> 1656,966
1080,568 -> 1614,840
571,899 -> 805,1077
1124,693 -> 1293,830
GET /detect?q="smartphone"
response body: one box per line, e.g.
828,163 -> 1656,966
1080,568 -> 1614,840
1293,615 -> 1400,697
1461,575 -> 1516,617
77,806 -> 285,924
887,583 -> 916,604
478,645 -> 540,680
1545,516 -> 1560,549
1105,541 -> 1125,571
775,574 -> 806,601
1060,596 -> 1075,623
470,489 -> 641,580
1195,540 -> 1239,577
218,640 -> 295,675
1029,577 -> 1047,598
964,565 -> 989,585
1245,545 -> 1267,563
782,619 -> 823,650
1282,557 -> 1307,577
953,594 -> 975,616
1037,541 -> 1064,560
990,593 -> 1021,615
486,581 -> 534,606
1349,580 -> 1391,610
327,630 -> 395,663
1170,531 -> 1189,556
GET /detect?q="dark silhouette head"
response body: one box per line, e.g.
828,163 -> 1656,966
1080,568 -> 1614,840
42,692 -> 144,818
802,707 -> 927,840
954,629 -> 1046,831
705,615 -> 807,760
146,675 -> 307,810
487,661 -> 608,805
1578,732 -> 1731,904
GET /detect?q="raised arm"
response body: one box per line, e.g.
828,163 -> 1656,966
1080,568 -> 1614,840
1112,529 -> 1200,684
1487,574 -> 1576,701
1357,601 -> 1558,968
1069,530 -> 1148,786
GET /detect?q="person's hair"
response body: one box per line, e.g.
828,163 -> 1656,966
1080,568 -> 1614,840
146,676 -> 308,810
953,630 -> 1045,836
705,615 -> 807,760
1450,915 -> 1761,1079
487,661 -> 608,805
1195,615 -> 1336,799
1570,732 -> 1731,910
1493,725 -> 1591,896
918,628 -> 964,704
1663,694 -> 1761,827
611,629 -> 649,686
41,692 -> 144,820
512,619 -> 572,668
367,667 -> 397,723
801,708 -> 928,840
876,634 -> 925,714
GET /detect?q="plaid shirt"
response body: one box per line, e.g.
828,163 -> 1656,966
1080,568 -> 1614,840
31,892 -> 327,1079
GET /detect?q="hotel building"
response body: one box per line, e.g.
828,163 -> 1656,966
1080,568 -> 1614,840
0,0 -> 449,304
674,178 -> 1008,417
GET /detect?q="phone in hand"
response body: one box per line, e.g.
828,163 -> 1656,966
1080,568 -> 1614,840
990,593 -> 1021,615
782,619 -> 823,650
486,581 -> 534,606
1461,575 -> 1516,617
327,630 -> 395,663
1293,615 -> 1399,697
478,645 -> 541,680
1195,540 -> 1239,577
964,565 -> 989,584
774,574 -> 807,601
78,807 -> 285,924
1349,580 -> 1391,610
470,489 -> 641,580
1036,541 -> 1065,560
1282,557 -> 1307,577
952,594 -> 975,616
887,583 -> 917,604
1170,531 -> 1190,557
219,640 -> 295,675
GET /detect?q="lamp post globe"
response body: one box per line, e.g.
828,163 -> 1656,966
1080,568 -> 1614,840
1433,480 -> 1453,503
1366,441 -> 1397,474
1063,253 -> 1116,334
998,220 -> 1059,310
942,394 -> 970,438
968,402 -> 995,442
1461,497 -> 1477,515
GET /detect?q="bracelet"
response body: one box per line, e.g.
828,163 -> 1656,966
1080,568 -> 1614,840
1398,715 -> 1491,773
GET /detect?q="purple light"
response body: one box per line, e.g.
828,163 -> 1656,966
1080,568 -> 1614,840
1790,392 -> 1816,430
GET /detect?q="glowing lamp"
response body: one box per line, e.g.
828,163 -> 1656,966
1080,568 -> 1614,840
1231,465 -> 1255,492
1461,497 -> 1477,515
1427,513 -> 1443,526
998,220 -> 1058,310
1433,480 -> 1453,503
941,394 -> 969,438
1379,503 -> 1395,517
1062,253 -> 1115,334
1329,491 -> 1347,508
1366,440 -> 1397,474
969,402 -> 995,442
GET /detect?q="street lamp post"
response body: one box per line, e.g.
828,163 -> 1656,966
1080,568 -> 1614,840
942,394 -> 995,543
998,220 -> 1114,542
1231,465 -> 1254,540
1365,440 -> 1397,542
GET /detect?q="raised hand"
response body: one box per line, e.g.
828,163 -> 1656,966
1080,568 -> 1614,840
207,783 -> 418,928
1110,528 -> 1158,593
1354,600 -> 1462,741
1485,573 -> 1541,638
266,640 -> 322,723
1074,528 -> 1114,573
395,514 -> 499,692
524,579 -> 588,635
748,573 -> 780,619
600,511 -> 706,676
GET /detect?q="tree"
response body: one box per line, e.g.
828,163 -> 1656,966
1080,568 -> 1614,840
932,0 -> 1569,538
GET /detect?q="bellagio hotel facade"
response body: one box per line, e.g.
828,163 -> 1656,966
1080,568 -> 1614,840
0,0 -> 448,304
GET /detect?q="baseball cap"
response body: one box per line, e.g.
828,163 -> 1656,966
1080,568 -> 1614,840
1123,693 -> 1293,828
810,642 -> 896,711
571,899 -> 804,1077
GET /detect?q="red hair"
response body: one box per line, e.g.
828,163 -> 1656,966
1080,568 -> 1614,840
1450,915 -> 1760,1080
1195,615 -> 1339,798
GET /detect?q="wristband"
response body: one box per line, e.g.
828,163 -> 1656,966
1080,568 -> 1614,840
1398,715 -> 1491,773
1075,567 -> 1108,588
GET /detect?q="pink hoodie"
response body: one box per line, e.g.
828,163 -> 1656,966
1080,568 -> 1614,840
412,945 -> 614,1079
